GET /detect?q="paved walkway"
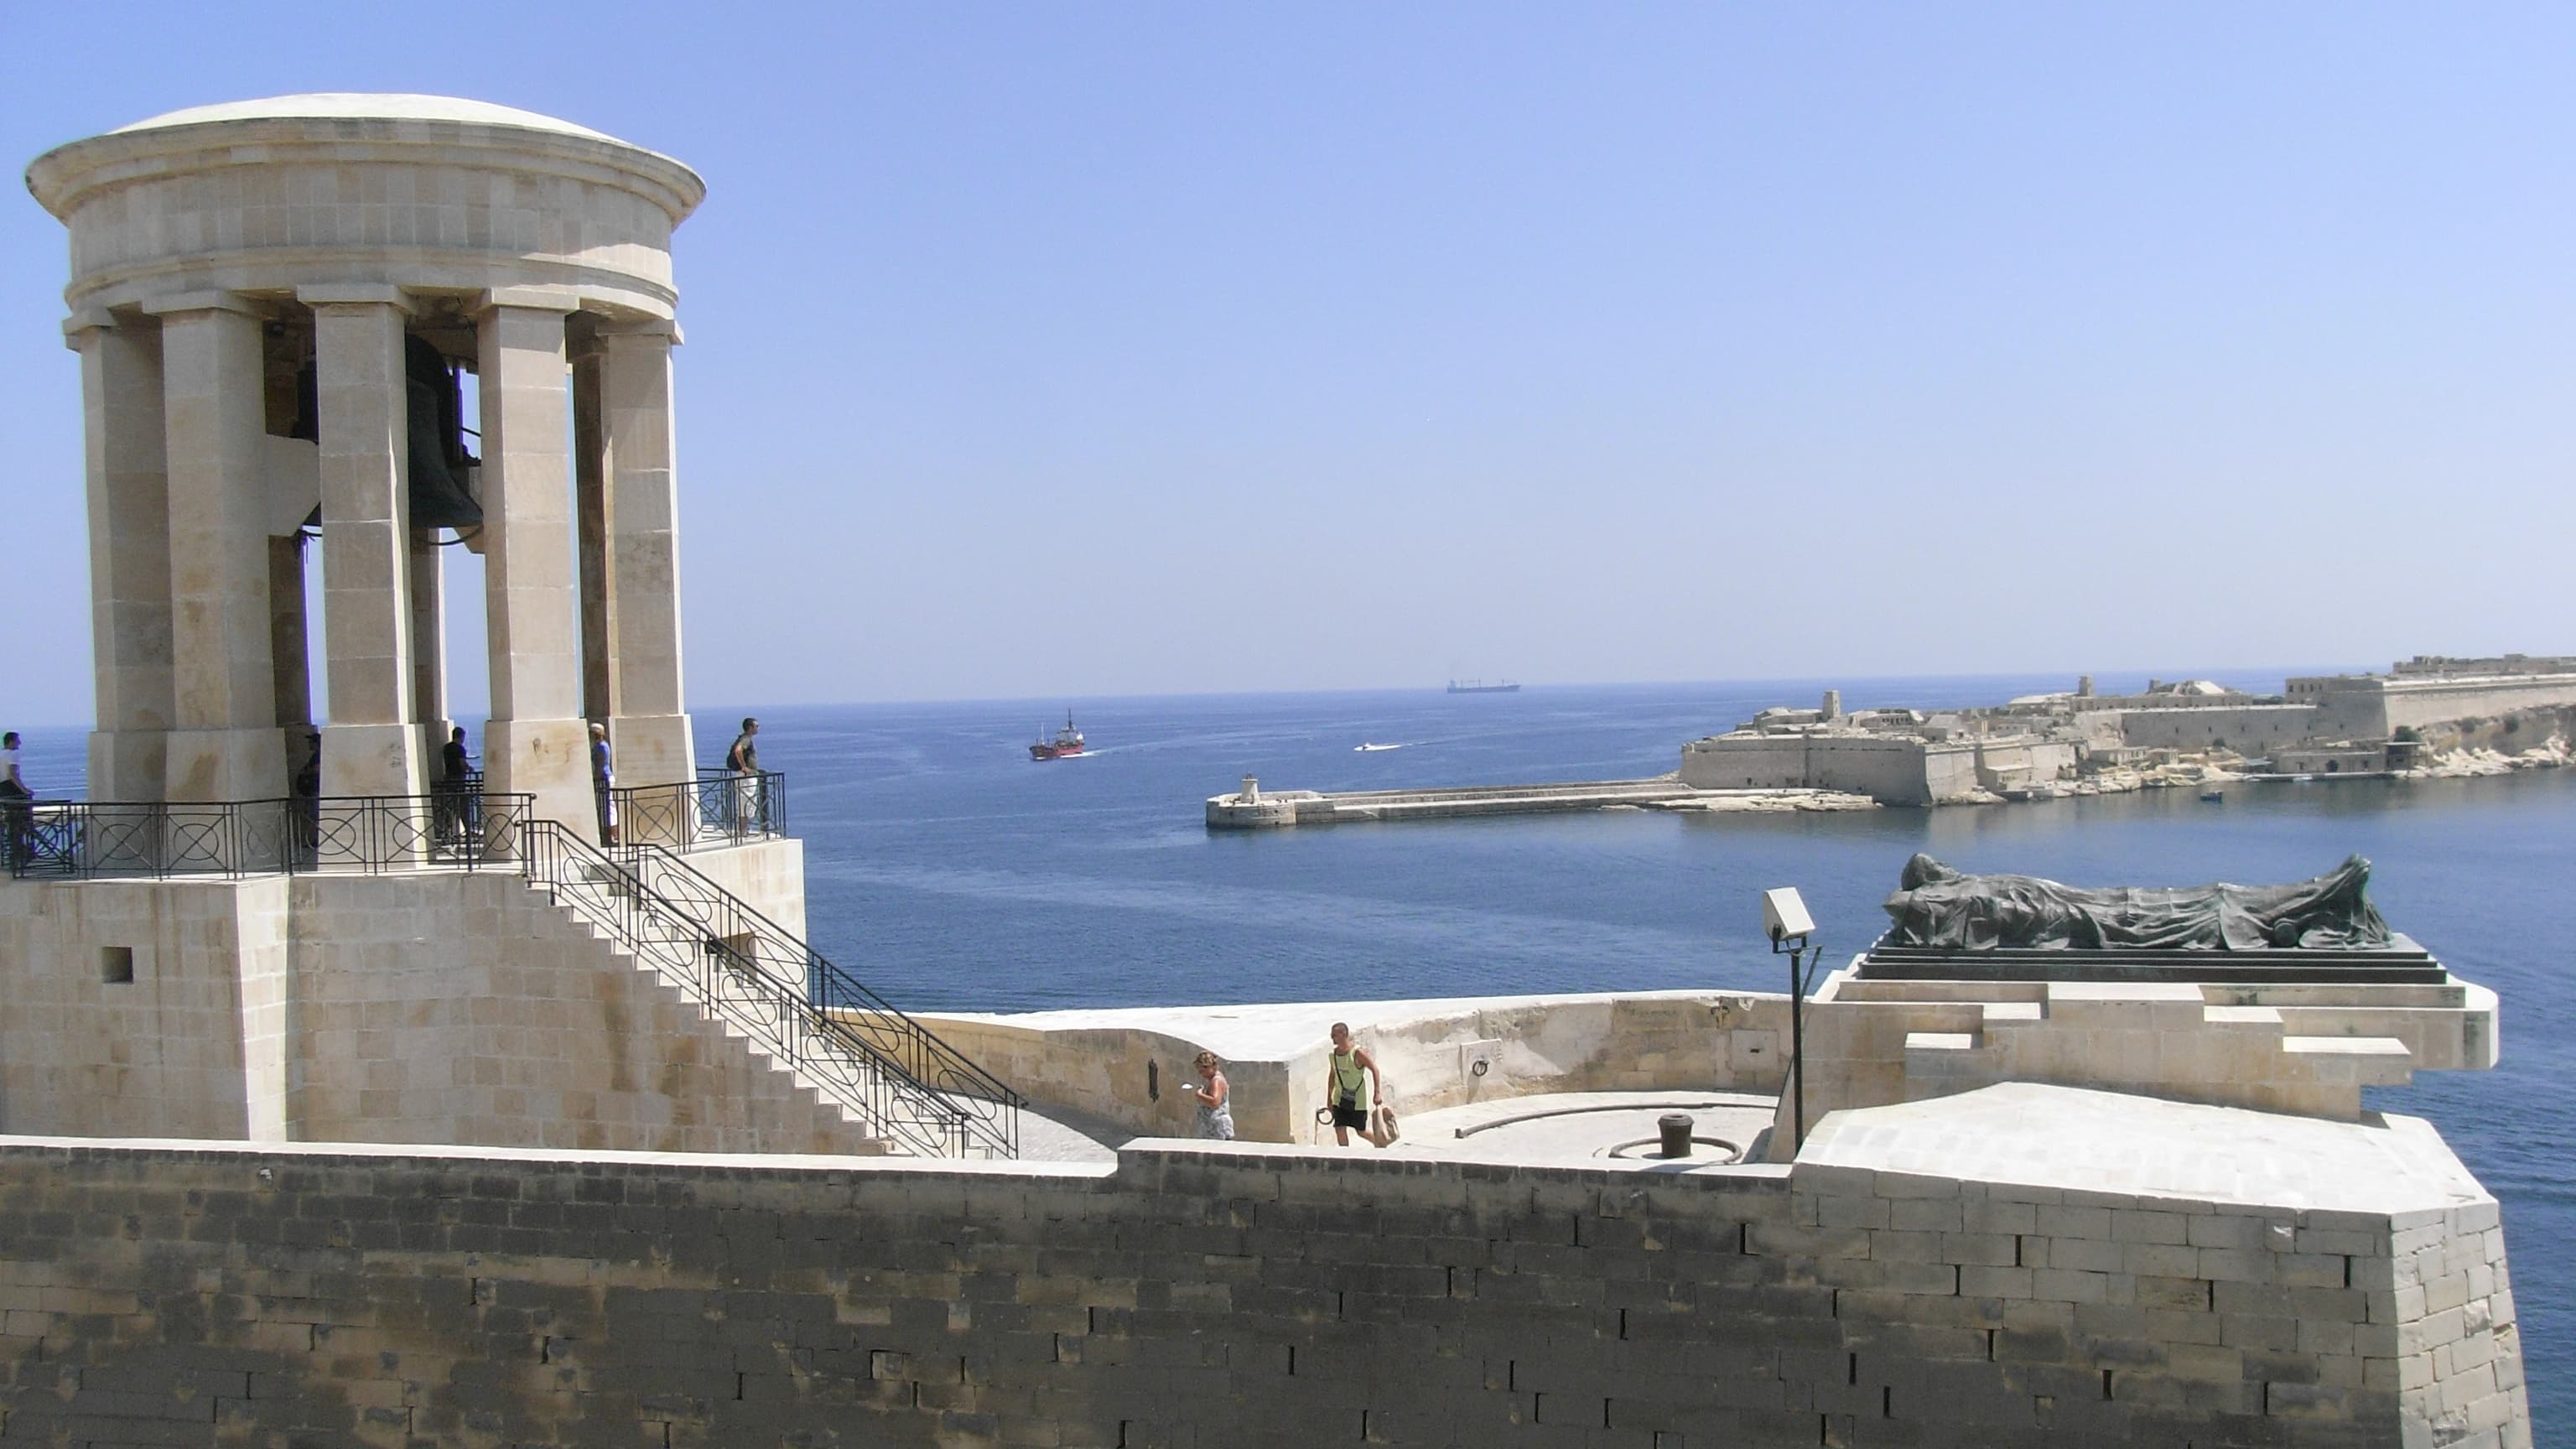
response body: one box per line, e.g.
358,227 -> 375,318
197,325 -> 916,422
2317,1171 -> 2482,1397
1003,1089 -> 1783,1169
1393,1090 -> 1777,1167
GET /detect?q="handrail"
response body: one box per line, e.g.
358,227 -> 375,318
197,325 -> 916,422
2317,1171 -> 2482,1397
6,792 -> 535,880
607,770 -> 786,853
517,819 -> 1019,1159
620,839 -> 1021,1159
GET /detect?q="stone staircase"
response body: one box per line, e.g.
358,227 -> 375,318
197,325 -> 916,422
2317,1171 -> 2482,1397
1897,980 -> 2433,1118
517,822 -> 1021,1158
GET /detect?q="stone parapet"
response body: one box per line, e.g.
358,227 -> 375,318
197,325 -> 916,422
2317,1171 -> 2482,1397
913,989 -> 1794,1144
0,1082 -> 2525,1446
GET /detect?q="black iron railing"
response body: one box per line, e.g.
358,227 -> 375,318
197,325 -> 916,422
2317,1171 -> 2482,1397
518,821 -> 1020,1158
8,799 -> 292,879
314,790 -> 535,873
606,770 -> 787,853
6,792 -> 534,880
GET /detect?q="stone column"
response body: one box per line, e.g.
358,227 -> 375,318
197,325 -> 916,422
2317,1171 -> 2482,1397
146,293 -> 285,803
475,290 -> 591,833
410,530 -> 450,763
601,321 -> 697,786
267,536 -> 310,733
572,340 -> 618,728
66,308 -> 174,803
301,286 -> 424,800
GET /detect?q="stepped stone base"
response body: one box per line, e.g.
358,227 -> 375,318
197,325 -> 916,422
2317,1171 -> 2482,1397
1772,966 -> 2500,1161
0,841 -> 875,1155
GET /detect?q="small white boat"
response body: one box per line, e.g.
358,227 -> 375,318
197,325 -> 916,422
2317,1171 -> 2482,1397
1355,742 -> 1404,752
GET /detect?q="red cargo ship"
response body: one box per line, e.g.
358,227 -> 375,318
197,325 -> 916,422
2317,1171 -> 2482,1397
1030,713 -> 1086,761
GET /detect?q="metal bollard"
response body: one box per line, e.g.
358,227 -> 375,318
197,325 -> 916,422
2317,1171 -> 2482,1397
1658,1112 -> 1694,1159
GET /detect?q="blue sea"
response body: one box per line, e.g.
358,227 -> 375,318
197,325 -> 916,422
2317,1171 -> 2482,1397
13,673 -> 2571,1426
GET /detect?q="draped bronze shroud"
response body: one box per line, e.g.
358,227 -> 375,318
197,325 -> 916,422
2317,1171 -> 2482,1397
1882,854 -> 2394,952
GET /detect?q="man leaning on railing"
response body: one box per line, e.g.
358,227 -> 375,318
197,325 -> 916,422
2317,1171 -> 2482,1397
434,726 -> 481,860
724,717 -> 761,837
0,733 -> 31,870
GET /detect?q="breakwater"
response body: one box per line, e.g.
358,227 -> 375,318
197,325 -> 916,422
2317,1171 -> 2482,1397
1204,775 -> 1875,828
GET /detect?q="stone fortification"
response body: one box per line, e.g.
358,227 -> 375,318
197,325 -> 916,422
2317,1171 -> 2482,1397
1683,662 -> 2576,807
0,1081 -> 2524,1446
0,844 -> 870,1154
913,989 -> 1794,1143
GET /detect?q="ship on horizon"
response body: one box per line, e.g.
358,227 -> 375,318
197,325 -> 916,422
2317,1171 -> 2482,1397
1446,679 -> 1522,694
1030,712 -> 1087,760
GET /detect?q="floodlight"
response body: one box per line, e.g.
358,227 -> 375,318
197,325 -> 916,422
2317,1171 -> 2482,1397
1762,886 -> 1815,944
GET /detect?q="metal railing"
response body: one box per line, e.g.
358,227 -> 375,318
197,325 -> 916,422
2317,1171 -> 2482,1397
517,820 -> 1020,1159
7,791 -> 535,880
606,770 -> 787,853
4,782 -> 1021,1159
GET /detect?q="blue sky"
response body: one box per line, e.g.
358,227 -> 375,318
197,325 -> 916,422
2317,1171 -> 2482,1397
5,3 -> 2572,722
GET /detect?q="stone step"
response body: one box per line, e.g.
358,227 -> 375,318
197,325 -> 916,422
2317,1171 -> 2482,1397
2283,1036 -> 2415,1087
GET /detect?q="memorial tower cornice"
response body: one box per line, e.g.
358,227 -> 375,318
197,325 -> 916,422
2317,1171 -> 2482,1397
26,94 -> 704,321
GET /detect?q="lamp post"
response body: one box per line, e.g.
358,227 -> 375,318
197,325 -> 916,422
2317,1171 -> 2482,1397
1763,886 -> 1820,1151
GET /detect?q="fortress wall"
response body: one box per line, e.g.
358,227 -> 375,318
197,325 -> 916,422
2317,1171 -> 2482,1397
0,862 -> 880,1156
2117,705 -> 2321,753
2408,705 -> 2576,758
2381,678 -> 2576,735
0,876 -> 288,1140
1680,735 -> 1814,791
912,992 -> 1794,1145
1972,739 -> 2078,790
1681,737 -> 1959,805
0,1103 -> 2521,1447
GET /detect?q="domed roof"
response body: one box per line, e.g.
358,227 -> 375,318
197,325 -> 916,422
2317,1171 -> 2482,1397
112,93 -> 619,143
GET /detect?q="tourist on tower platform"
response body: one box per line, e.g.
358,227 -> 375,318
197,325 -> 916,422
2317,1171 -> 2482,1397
590,723 -> 618,848
434,726 -> 474,854
0,733 -> 30,870
726,716 -> 761,836
1186,1051 -> 1234,1140
291,734 -> 321,865
1323,1022 -> 1398,1148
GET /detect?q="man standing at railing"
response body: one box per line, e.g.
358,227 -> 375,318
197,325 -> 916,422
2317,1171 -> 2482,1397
434,726 -> 475,858
291,733 -> 321,865
589,722 -> 619,848
0,732 -> 31,870
725,716 -> 761,837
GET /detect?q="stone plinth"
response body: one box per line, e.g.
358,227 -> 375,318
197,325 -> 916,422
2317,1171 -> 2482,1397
1768,963 -> 2501,1161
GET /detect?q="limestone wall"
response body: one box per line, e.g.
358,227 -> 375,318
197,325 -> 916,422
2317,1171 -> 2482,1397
913,990 -> 1794,1144
2116,704 -> 2321,753
1973,738 -> 2078,790
1681,735 -> 1976,805
283,871 -> 878,1156
0,843 -> 873,1156
2289,675 -> 2576,740
0,875 -> 290,1140
0,1083 -> 2525,1446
